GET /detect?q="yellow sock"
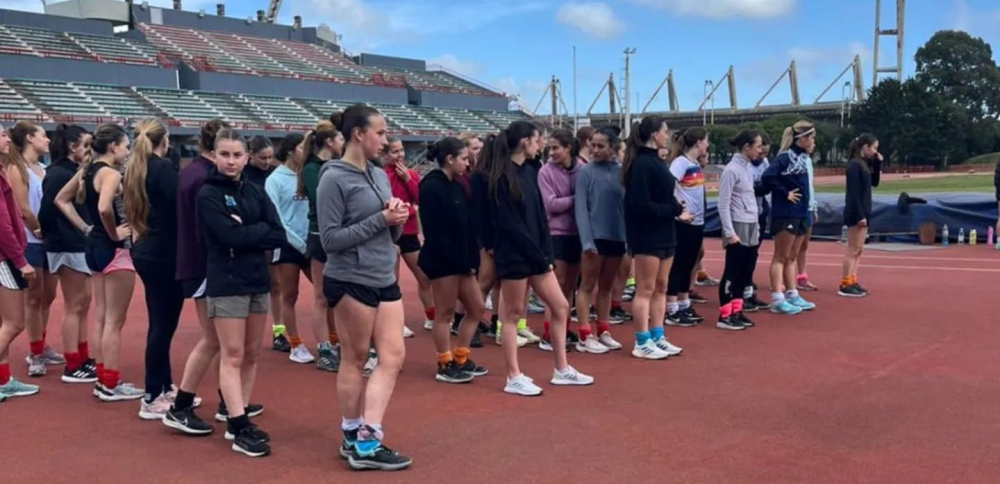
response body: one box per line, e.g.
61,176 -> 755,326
517,318 -> 527,330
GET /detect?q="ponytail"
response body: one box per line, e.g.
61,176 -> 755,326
484,119 -> 536,203
49,123 -> 88,164
779,120 -> 815,152
124,119 -> 168,240
622,115 -> 667,185
847,132 -> 878,172
78,123 -> 127,204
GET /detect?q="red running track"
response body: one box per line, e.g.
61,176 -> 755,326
4,240 -> 1000,483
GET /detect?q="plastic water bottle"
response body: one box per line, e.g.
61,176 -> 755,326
970,229 -> 978,246
989,226 -> 995,247
840,225 -> 848,244
942,224 -> 949,247
958,227 -> 965,245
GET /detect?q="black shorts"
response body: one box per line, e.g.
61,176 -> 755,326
552,235 -> 582,264
181,278 -> 207,300
594,239 -> 627,257
272,243 -> 309,270
843,213 -> 867,227
25,243 -> 48,270
0,260 -> 28,291
395,234 -> 421,254
629,247 -> 675,259
496,262 -> 548,281
323,276 -> 402,309
306,233 -> 327,263
771,217 -> 809,236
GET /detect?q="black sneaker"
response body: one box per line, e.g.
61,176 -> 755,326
61,365 -> 98,384
272,333 -> 291,352
488,317 -> 499,337
476,321 -> 491,335
566,331 -> 580,345
216,400 -> 265,422
681,306 -> 704,323
348,443 -> 413,471
665,311 -> 698,327
744,296 -> 770,312
716,315 -> 746,331
469,331 -> 482,348
622,286 -> 635,302
435,361 -> 473,384
609,307 -> 632,323
162,406 -> 214,435
230,425 -> 271,458
688,290 -> 709,304
317,347 -> 340,372
735,311 -> 755,328
83,358 -> 97,373
457,358 -> 488,377
226,423 -> 270,442
855,283 -> 869,295
340,428 -> 359,459
837,284 -> 866,298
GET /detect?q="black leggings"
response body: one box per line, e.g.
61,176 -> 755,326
135,258 -> 185,400
719,244 -> 757,305
667,223 -> 704,296
745,244 -> 761,293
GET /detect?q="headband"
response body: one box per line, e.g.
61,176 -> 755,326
793,127 -> 815,139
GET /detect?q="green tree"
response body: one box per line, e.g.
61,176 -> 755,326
914,30 -> 1000,120
705,124 -> 738,161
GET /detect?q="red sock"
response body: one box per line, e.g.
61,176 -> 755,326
720,302 -> 734,318
731,299 -> 744,314
103,368 -> 120,389
578,324 -> 592,341
30,340 -> 45,356
596,320 -> 610,335
65,352 -> 81,371
611,301 -> 622,311
78,342 -> 89,362
425,307 -> 435,321
542,321 -> 551,341
0,363 -> 10,385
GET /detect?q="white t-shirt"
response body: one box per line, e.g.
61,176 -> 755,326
669,156 -> 705,225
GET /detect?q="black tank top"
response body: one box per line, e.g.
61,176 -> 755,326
83,161 -> 124,248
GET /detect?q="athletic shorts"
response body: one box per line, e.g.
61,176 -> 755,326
25,243 -> 47,270
594,239 -> 627,257
395,234 -> 421,254
206,293 -> 269,319
324,276 -> 402,309
272,243 -> 309,270
85,246 -> 134,274
181,278 -> 207,300
771,217 -> 810,237
0,260 -> 28,290
47,252 -> 91,275
552,235 -> 582,264
306,233 -> 327,263
629,248 -> 675,259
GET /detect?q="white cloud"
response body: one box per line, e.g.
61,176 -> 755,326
555,2 -> 625,39
493,77 -> 551,112
629,0 -> 794,19
950,0 -> 1000,45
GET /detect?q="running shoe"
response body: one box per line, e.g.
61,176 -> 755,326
229,425 -> 271,458
653,337 -> 683,356
631,340 -> 670,360
349,442 -> 413,471
787,295 -> 816,311
403,325 -> 415,338
96,382 -> 144,402
289,344 -> 315,364
837,284 -> 866,298
735,311 -> 755,328
138,393 -> 172,420
575,335 -> 610,354
770,299 -> 803,315
551,366 -> 594,386
688,290 -> 709,303
163,406 -> 213,435
0,377 -> 40,398
716,315 -> 746,331
435,361 -> 473,384
517,326 -> 541,344
27,354 -> 46,377
61,365 -> 98,384
457,359 -> 488,377
598,331 -> 622,350
215,401 -> 265,422
504,374 -> 543,396
271,333 -> 291,352
316,343 -> 340,372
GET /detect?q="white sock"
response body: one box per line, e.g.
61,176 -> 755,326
342,417 -> 364,432
667,302 -> 679,314
785,289 -> 799,299
679,298 -> 691,310
743,286 -> 754,299
771,292 -> 785,304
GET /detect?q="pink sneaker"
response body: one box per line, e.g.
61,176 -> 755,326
138,393 -> 173,420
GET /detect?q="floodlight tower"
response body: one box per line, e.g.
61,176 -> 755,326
872,0 -> 905,86
622,47 -> 636,137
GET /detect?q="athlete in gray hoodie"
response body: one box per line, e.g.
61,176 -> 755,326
316,159 -> 402,289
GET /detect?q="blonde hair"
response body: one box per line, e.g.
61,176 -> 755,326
123,119 -> 168,240
779,120 -> 815,152
5,121 -> 41,186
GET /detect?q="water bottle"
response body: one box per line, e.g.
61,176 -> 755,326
840,225 -> 848,244
989,226 -> 995,247
970,229 -> 977,246
958,227 -> 965,245
942,224 -> 949,247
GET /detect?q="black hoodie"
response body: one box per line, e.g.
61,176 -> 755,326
196,169 -> 286,298
489,160 -> 553,277
417,169 -> 479,279
623,146 -> 683,255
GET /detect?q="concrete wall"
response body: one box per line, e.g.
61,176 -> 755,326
0,7 -> 112,35
412,90 -> 510,111
177,64 -> 408,103
0,54 -> 177,88
356,53 -> 425,71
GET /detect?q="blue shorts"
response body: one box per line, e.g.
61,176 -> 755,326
25,243 -> 47,270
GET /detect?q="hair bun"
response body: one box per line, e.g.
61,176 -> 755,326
329,112 -> 343,130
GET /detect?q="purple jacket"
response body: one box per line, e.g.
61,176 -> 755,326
537,159 -> 580,236
175,156 -> 213,281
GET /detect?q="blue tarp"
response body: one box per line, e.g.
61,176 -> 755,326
704,193 -> 999,242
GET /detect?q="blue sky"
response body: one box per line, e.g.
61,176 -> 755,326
8,0 -> 1000,115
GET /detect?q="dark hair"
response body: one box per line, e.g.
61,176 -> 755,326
49,123 -> 88,163
730,129 -> 762,152
336,104 -> 381,149
622,115 -> 667,185
198,119 -> 231,154
592,125 -> 621,147
213,128 -> 246,150
668,127 -> 708,160
428,136 -> 465,167
249,135 -> 273,155
848,133 -> 878,172
276,132 -> 305,163
759,132 -> 772,146
549,128 -> 574,158
483,119 -> 537,203
76,123 -> 127,204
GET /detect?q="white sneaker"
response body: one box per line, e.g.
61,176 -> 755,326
403,325 -> 415,338
517,327 -> 541,344
575,335 -> 610,354
423,319 -> 433,330
495,331 -> 529,347
653,337 -> 683,356
363,351 -> 377,377
598,331 -> 622,350
504,374 -> 543,396
289,345 -> 315,364
551,365 -> 594,386
631,340 -> 670,360
484,292 -> 494,311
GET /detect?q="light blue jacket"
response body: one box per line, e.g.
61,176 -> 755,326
264,164 -> 309,254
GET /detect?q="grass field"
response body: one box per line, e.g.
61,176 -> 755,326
707,173 -> 995,195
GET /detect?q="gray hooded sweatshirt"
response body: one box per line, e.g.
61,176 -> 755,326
316,159 -> 401,288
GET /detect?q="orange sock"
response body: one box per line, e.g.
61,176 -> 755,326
841,276 -> 852,287
288,335 -> 303,347
453,347 -> 470,365
328,332 -> 339,345
437,351 -> 453,367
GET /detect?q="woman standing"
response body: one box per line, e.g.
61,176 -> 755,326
123,119 -> 186,419
665,128 -> 709,327
245,136 -> 287,353
839,133 -> 881,297
5,122 -> 62,378
0,123 -> 40,400
317,104 -> 412,470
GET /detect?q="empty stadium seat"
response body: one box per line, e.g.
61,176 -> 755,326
140,24 -> 252,74
73,83 -> 156,119
0,79 -> 44,120
3,25 -> 97,61
275,41 -> 367,83
243,95 -> 319,128
5,79 -> 113,122
414,106 -> 497,133
67,33 -> 159,66
135,87 -> 224,126
370,103 -> 446,134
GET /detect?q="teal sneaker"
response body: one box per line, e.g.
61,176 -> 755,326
787,295 -> 816,311
0,377 -> 41,398
770,300 -> 803,315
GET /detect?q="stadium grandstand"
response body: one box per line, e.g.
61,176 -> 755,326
0,0 -> 530,160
